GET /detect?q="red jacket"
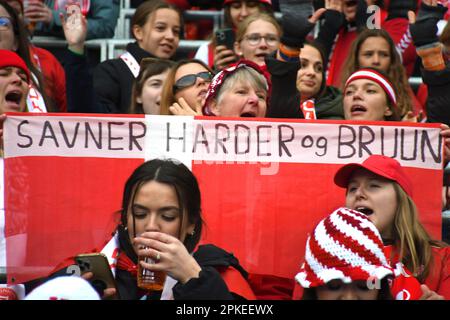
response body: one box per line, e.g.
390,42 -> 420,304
386,245 -> 449,299
30,46 -> 67,112
420,246 -> 449,299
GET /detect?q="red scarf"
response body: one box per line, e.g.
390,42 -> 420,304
116,252 -> 137,277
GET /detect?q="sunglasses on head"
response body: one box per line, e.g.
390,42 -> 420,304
173,71 -> 213,93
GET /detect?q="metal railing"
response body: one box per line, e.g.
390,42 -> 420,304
31,37 -> 208,62
31,36 -> 109,62
106,39 -> 208,60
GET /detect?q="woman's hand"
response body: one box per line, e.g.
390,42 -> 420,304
214,45 -> 238,70
419,284 -> 444,300
169,97 -> 202,116
60,11 -> 87,55
134,231 -> 202,285
23,1 -> 53,25
81,272 -> 117,300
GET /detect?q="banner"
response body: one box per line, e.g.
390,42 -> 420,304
2,113 -> 444,285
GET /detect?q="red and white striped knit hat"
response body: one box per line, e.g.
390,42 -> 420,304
344,69 -> 397,107
295,207 -> 395,288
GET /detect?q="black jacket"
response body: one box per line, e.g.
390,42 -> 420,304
422,65 -> 450,125
25,226 -> 250,300
92,42 -> 156,114
266,54 -> 344,120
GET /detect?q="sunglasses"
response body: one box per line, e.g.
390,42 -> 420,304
0,16 -> 12,30
173,71 -> 213,93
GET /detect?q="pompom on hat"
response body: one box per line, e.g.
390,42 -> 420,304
224,0 -> 272,5
334,154 -> 413,197
0,49 -> 30,83
24,276 -> 101,300
295,207 -> 395,289
344,68 -> 397,108
202,59 -> 271,116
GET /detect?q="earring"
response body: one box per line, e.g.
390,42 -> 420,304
190,230 -> 195,236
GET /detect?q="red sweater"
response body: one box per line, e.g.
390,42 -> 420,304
30,46 -> 67,112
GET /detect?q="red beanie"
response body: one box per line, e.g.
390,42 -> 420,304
0,50 -> 30,83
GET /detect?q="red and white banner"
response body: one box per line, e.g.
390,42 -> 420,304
1,113 -> 444,285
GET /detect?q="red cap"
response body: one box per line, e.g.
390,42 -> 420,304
0,50 -> 30,83
224,0 -> 272,5
334,154 -> 413,197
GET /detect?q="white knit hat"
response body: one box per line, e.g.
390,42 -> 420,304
24,276 -> 100,300
295,207 -> 395,288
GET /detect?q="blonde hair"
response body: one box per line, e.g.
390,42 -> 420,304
159,59 -> 213,115
215,66 -> 268,107
235,13 -> 282,43
392,184 -> 446,282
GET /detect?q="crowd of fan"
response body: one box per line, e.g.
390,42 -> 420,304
0,0 -> 449,300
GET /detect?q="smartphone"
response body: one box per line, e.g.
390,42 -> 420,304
215,28 -> 235,50
75,253 -> 119,299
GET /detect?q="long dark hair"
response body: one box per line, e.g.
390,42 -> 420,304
120,159 -> 204,253
303,40 -> 328,100
0,0 -> 55,111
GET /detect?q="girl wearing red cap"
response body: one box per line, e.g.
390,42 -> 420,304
194,0 -> 274,70
334,155 -> 450,299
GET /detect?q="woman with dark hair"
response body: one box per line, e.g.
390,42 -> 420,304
0,0 -> 56,112
93,0 -> 182,113
4,0 -> 66,112
267,40 -> 344,120
24,159 -> 255,300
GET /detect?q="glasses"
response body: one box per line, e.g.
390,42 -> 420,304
173,71 -> 213,93
0,17 -> 12,31
243,33 -> 279,46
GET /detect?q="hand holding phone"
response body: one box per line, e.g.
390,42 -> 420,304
75,253 -> 119,299
215,28 -> 235,50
